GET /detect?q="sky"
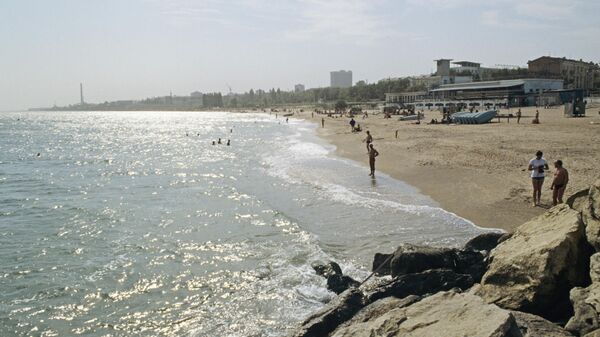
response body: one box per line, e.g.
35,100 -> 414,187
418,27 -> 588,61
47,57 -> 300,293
1,0 -> 599,110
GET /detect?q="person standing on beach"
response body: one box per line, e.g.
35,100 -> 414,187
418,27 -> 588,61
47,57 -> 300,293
349,118 -> 356,132
551,160 -> 569,206
368,143 -> 379,177
321,117 -> 325,128
528,150 -> 549,206
364,130 -> 373,152
516,109 -> 522,124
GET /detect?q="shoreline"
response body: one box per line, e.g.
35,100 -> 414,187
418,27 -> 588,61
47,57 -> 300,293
291,105 -> 600,231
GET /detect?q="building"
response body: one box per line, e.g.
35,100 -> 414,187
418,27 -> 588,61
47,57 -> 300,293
330,70 -> 353,88
429,78 -> 563,106
294,84 -> 305,93
385,91 -> 428,104
435,59 -> 452,76
528,56 -> 599,90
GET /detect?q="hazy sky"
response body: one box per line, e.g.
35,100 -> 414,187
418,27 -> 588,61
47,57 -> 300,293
1,0 -> 599,110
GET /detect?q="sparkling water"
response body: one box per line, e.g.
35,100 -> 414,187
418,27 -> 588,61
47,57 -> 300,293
0,111 -> 487,336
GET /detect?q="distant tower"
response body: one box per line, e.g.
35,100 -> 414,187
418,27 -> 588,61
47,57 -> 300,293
80,83 -> 84,105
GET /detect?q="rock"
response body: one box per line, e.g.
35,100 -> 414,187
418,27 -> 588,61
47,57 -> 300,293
566,253 -> 600,336
378,243 -> 487,282
477,204 -> 591,321
365,269 -> 474,303
565,286 -> 599,335
512,311 -> 574,336
389,244 -> 455,276
567,188 -> 590,211
333,296 -> 420,331
330,290 -> 522,337
327,274 -> 360,295
464,232 -> 507,252
583,181 -> 600,251
312,261 -> 359,294
291,288 -> 364,337
312,261 -> 343,277
584,329 -> 600,337
371,252 -> 392,276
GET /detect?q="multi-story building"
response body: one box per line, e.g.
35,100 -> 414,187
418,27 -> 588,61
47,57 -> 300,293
294,84 -> 305,93
528,56 -> 599,90
330,70 -> 353,88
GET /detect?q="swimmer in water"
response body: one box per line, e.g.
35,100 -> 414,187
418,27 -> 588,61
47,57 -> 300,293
218,138 -> 222,144
227,139 -> 230,146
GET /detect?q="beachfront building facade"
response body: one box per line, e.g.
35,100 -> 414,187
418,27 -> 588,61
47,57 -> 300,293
330,70 -> 353,88
528,56 -> 599,90
385,91 -> 428,104
429,78 -> 563,106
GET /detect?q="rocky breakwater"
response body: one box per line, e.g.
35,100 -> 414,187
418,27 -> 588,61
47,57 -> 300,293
291,179 -> 600,337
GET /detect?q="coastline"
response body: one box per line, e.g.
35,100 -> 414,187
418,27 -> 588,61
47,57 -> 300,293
291,105 -> 600,231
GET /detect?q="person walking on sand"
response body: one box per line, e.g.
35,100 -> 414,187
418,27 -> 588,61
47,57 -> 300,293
516,109 -> 522,124
349,118 -> 356,132
368,143 -> 379,177
321,117 -> 325,128
364,130 -> 373,152
551,160 -> 569,206
528,150 -> 549,206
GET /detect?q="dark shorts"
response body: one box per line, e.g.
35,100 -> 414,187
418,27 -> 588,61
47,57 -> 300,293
555,184 -> 565,189
532,177 -> 545,181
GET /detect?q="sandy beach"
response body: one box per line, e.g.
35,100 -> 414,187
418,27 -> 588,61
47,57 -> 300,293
295,105 -> 600,231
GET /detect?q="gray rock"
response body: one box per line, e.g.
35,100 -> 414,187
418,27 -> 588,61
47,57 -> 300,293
311,261 -> 359,294
584,180 -> 600,251
366,269 -> 474,303
584,329 -> 600,337
291,288 -> 364,337
374,243 -> 487,282
512,311 -> 574,336
477,204 -> 591,321
334,296 -> 420,331
566,253 -> 600,336
464,232 -> 507,252
331,290 -> 522,337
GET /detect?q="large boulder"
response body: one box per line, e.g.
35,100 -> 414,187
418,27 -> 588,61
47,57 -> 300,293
373,243 -> 487,282
291,288 -> 364,337
330,290 -> 522,337
512,311 -> 574,337
333,295 -> 420,332
566,253 -> 600,336
477,204 -> 591,321
464,231 -> 509,252
582,180 -> 600,251
365,269 -> 474,303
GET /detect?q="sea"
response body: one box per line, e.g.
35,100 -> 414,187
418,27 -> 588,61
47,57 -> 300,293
0,111 -> 489,336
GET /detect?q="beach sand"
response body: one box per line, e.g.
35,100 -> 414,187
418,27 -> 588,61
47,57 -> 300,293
295,105 -> 600,231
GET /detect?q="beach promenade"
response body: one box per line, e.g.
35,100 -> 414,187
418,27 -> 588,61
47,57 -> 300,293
296,105 -> 600,231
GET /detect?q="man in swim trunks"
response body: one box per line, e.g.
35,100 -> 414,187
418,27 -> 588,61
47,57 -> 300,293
368,143 -> 379,177
551,160 -> 569,206
528,150 -> 549,206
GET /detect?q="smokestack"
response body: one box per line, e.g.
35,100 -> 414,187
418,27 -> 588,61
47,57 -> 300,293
80,83 -> 84,105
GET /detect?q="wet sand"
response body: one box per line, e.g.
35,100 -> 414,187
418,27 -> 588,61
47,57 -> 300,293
295,105 -> 600,231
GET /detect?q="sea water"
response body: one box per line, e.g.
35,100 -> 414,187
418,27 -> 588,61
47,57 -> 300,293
0,111 -> 488,336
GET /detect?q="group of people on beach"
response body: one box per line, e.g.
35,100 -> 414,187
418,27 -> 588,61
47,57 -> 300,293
529,150 -> 569,207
